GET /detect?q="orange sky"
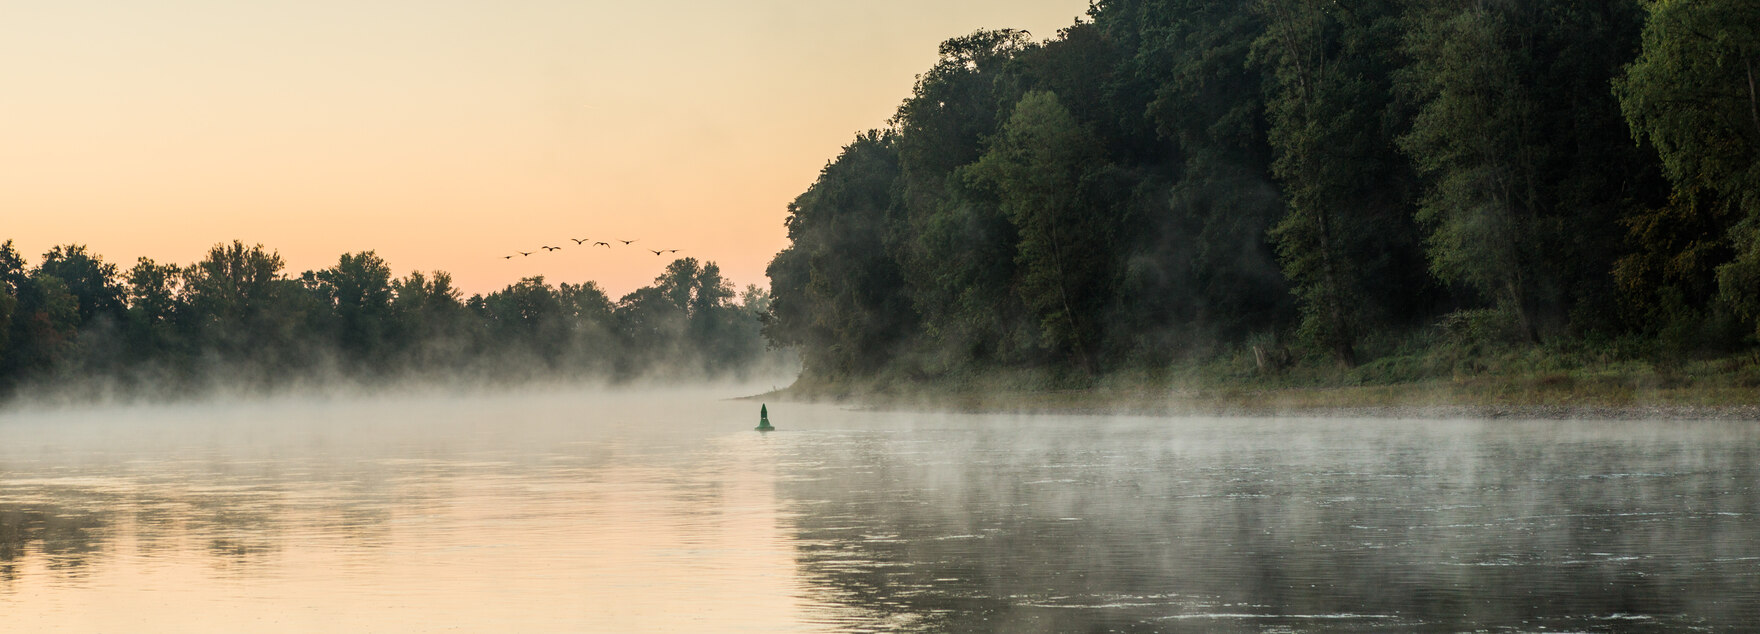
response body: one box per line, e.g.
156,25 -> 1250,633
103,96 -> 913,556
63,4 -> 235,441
0,1 -> 1091,297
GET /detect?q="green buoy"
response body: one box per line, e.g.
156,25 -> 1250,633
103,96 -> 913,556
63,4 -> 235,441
756,403 -> 774,431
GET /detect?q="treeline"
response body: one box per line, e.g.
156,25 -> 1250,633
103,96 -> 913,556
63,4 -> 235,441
765,0 -> 1759,384
0,240 -> 782,397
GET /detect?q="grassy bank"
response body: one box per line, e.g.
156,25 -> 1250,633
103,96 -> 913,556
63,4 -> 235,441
767,342 -> 1760,420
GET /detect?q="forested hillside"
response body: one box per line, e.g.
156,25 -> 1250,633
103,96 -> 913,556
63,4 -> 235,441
766,0 -> 1759,389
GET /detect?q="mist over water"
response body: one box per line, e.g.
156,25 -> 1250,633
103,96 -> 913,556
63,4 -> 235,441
1,390 -> 1757,632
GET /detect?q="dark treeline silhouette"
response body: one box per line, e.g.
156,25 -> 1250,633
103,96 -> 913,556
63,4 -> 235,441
0,240 -> 782,398
765,0 -> 1759,385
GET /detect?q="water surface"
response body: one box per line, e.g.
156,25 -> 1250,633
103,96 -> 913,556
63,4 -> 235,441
1,389 -> 1756,631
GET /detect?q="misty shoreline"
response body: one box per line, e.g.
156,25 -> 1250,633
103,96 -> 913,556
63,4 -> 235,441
759,385 -> 1760,421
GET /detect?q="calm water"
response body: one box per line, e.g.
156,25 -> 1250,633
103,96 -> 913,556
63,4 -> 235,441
1,388 -> 1757,632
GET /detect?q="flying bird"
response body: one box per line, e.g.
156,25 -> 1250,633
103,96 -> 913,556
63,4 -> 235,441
542,245 -> 562,251
649,249 -> 664,256
504,255 -> 514,259
593,241 -> 611,248
518,251 -> 534,257
666,249 -> 678,253
571,238 -> 589,245
619,239 -> 638,245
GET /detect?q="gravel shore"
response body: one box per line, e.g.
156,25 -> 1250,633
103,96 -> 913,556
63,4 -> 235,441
784,392 -> 1760,421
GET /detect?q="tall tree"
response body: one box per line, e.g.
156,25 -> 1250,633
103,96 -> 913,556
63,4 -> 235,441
889,29 -> 1039,369
1402,0 -> 1654,341
1092,0 -> 1294,356
962,91 -> 1115,372
765,131 -> 915,379
1616,0 -> 1760,334
1254,0 -> 1421,366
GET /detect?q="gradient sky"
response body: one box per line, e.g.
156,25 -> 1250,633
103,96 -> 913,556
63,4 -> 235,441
1,1 -> 1091,297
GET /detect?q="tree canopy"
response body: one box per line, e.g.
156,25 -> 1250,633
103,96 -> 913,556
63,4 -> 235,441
765,0 -> 1754,386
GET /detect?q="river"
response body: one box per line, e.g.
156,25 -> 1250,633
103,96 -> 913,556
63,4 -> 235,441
1,387 -> 1755,631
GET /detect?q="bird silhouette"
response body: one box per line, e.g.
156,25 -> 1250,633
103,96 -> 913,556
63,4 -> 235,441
593,241 -> 611,248
666,249 -> 678,253
542,246 -> 562,251
619,239 -> 638,245
570,238 -> 589,245
649,249 -> 664,256
504,255 -> 514,259
518,251 -> 534,257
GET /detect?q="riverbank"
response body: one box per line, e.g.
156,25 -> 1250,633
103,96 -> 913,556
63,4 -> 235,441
756,351 -> 1760,420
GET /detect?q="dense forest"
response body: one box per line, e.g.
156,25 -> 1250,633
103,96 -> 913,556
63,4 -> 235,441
0,239 -> 782,398
765,0 -> 1760,389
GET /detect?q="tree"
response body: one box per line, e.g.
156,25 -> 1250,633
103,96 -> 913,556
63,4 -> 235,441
889,29 -> 1039,369
1254,0 -> 1422,366
6,274 -> 79,377
1401,4 -> 1541,340
765,131 -> 916,379
1091,0 -> 1294,356
1616,0 -> 1760,333
314,251 -> 395,360
181,241 -> 284,326
1401,0 -> 1655,342
614,285 -> 686,369
0,242 -> 23,375
0,288 -> 12,371
124,257 -> 182,360
689,262 -> 747,372
961,90 -> 1115,372
178,241 -> 308,369
0,244 -> 80,378
36,245 -> 126,329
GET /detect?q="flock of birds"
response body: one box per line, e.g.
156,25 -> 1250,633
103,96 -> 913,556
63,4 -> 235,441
503,238 -> 680,260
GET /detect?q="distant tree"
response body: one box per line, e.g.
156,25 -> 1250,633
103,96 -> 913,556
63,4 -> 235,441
178,241 -> 301,365
0,241 -> 27,293
615,285 -> 686,369
6,273 -> 80,376
314,251 -> 395,361
124,257 -> 182,360
556,280 -> 617,372
655,258 -> 701,314
392,270 -> 467,354
0,244 -> 82,378
181,241 -> 284,326
0,287 -> 13,372
36,245 -> 126,329
689,261 -> 751,372
557,281 -> 613,322
628,257 -> 753,374
0,242 -> 23,377
740,284 -> 771,317
480,276 -> 566,352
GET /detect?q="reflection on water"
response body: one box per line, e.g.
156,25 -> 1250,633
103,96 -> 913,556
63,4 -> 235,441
1,392 -> 1758,632
776,416 -> 1760,632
